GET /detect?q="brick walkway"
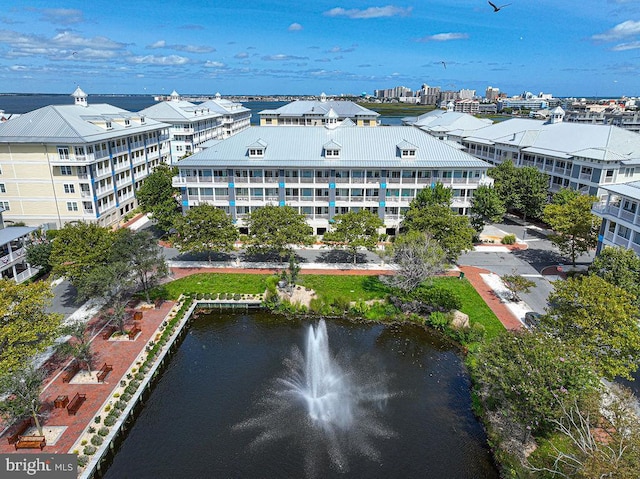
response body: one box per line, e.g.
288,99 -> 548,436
0,301 -> 174,455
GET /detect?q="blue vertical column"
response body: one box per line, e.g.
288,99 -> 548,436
378,169 -> 387,221
89,164 -> 100,219
328,169 -> 336,221
228,168 -> 236,221
278,169 -> 285,206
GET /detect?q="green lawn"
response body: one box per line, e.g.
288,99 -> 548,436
298,275 -> 390,303
155,273 -> 269,300
431,277 -> 505,339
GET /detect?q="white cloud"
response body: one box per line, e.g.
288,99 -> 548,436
204,60 -> 225,67
262,54 -> 308,61
128,55 -> 190,65
612,40 -> 640,50
592,20 -> 640,41
148,40 -> 166,49
147,40 -> 214,53
323,6 -> 412,19
416,32 -> 469,42
38,8 -> 84,25
235,52 -> 249,59
288,23 -> 303,31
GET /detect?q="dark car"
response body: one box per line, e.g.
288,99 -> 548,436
523,311 -> 541,328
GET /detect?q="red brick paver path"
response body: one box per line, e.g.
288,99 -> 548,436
0,301 -> 174,455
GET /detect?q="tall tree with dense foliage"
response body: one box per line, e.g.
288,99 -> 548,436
120,230 -> 169,303
0,366 -> 47,435
469,184 -> 506,232
49,222 -> 115,285
543,194 -> 599,266
472,331 -> 599,436
588,246 -> 640,302
409,182 -> 453,208
513,166 -> 549,221
135,164 -> 181,231
542,275 -> 640,380
57,321 -> 94,374
488,160 -> 519,210
0,280 -> 62,377
245,205 -> 314,260
171,204 -> 238,262
382,231 -> 446,292
323,209 -> 383,263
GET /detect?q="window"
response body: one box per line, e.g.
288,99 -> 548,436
401,149 -> 416,158
64,184 -> 75,194
57,147 -> 70,160
325,149 -> 340,157
67,202 -> 78,212
105,121 -> 112,129
625,168 -> 636,178
0,184 -> 5,193
249,148 -> 264,157
0,201 -> 9,210
125,119 -> 131,127
60,166 -> 73,176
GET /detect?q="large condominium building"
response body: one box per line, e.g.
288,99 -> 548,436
452,108 -> 640,198
402,108 -> 492,140
258,94 -> 379,127
198,93 -> 251,139
592,181 -> 640,257
139,90 -> 224,163
172,124 -> 492,236
0,88 -> 171,228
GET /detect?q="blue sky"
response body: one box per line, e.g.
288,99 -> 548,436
0,1 -> 639,97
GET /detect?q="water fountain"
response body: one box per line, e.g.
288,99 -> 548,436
235,319 -> 395,476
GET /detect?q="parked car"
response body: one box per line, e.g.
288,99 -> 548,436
523,311 -> 541,328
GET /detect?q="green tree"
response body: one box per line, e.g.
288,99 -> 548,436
543,275 -> 640,380
402,203 -> 474,263
49,222 -> 116,286
472,331 -> 599,436
501,273 -> 536,302
469,184 -> 506,232
0,280 -> 62,377
135,164 -> 181,231
513,166 -> 549,221
543,194 -> 599,266
588,246 -> 640,302
323,209 -> 383,263
551,187 -> 580,205
121,230 -> 169,303
245,205 -> 313,260
381,230 -> 446,292
57,321 -> 93,373
488,160 -> 519,210
171,204 -> 238,262
0,366 -> 47,435
409,182 -> 453,208
25,236 -> 52,273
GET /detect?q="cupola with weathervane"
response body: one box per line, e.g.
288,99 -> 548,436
71,86 -> 88,107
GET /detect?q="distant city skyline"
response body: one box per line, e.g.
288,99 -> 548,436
0,1 -> 638,97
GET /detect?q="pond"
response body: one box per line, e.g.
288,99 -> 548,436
102,312 -> 498,479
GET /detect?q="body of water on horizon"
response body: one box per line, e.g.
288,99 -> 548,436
0,94 -> 403,125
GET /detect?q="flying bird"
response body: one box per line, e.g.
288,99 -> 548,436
488,1 -> 511,12
441,61 -> 446,69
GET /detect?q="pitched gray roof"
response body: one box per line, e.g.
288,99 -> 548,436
139,100 -> 221,122
177,125 -> 490,169
463,118 -> 640,162
0,103 -> 170,144
258,100 -> 379,118
0,226 -> 36,245
198,98 -> 250,115
601,181 -> 640,200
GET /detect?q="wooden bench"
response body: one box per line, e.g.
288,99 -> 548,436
61,361 -> 80,383
6,417 -> 33,445
15,435 -> 45,450
128,324 -> 141,340
96,363 -> 113,383
66,393 -> 86,416
102,325 -> 117,340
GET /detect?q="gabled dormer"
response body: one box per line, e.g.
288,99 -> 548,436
397,140 -> 417,158
323,139 -> 342,158
248,139 -> 267,157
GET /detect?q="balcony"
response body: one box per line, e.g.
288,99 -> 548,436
614,235 -> 630,247
579,172 -> 592,181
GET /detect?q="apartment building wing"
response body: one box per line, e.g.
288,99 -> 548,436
173,125 -> 491,236
139,92 -> 223,162
402,109 -> 492,140
0,88 -> 171,228
198,93 -> 251,139
258,96 -> 380,127
455,110 -> 640,198
593,180 -> 640,257
0,208 -> 39,282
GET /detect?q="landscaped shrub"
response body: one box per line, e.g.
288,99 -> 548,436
427,311 -> 450,331
83,445 -> 96,456
94,415 -> 101,424
233,293 -> 241,301
90,435 -> 103,446
125,385 -> 137,395
103,416 -> 116,427
135,372 -> 145,381
98,427 -> 109,437
114,400 -> 126,411
88,427 -> 95,434
331,296 -> 351,313
204,293 -> 211,300
77,456 -> 89,467
196,293 -> 204,300
121,392 -> 132,402
501,234 -> 516,245
412,286 -> 462,311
